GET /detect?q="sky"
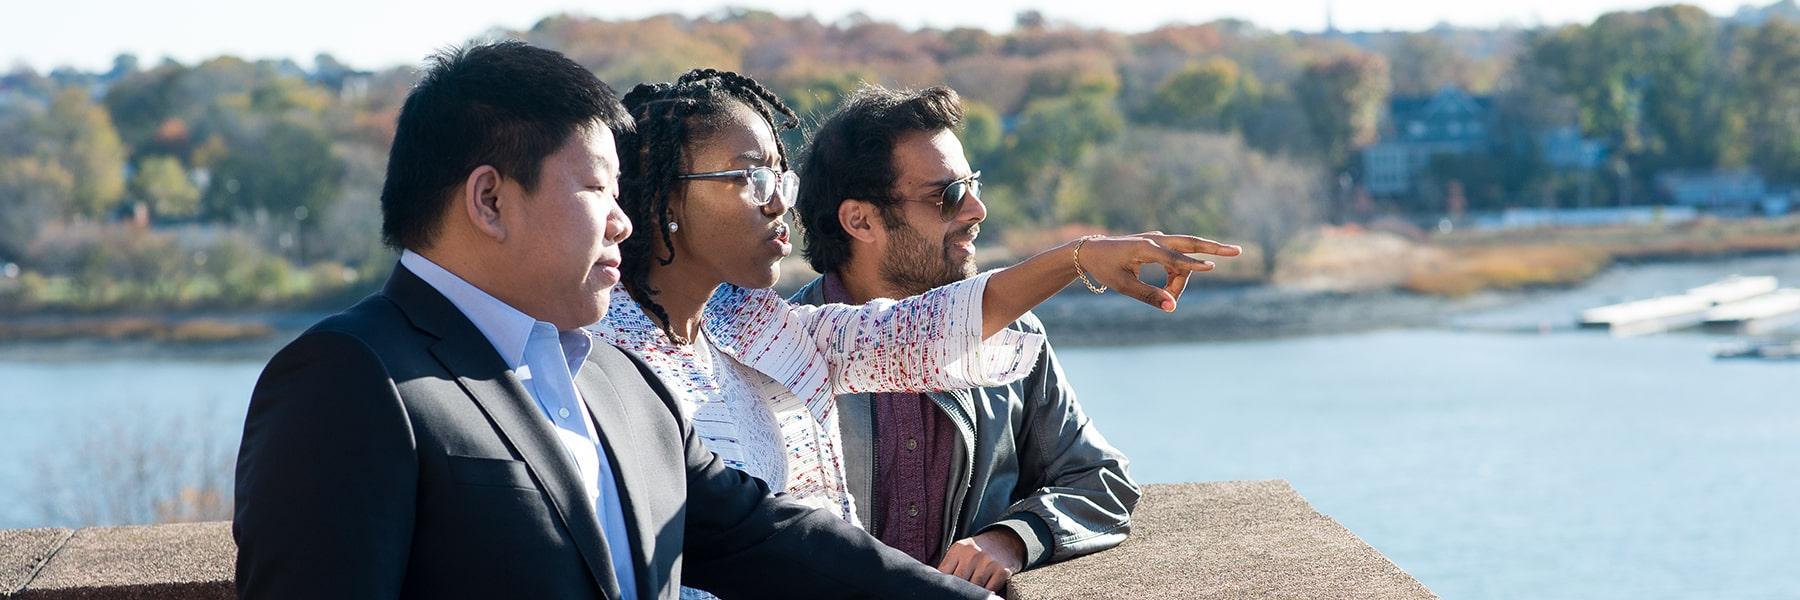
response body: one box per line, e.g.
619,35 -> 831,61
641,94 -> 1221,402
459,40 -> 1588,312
3,0 -> 1762,72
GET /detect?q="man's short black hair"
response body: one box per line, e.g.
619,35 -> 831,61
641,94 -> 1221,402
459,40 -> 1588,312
378,41 -> 632,250
796,85 -> 963,274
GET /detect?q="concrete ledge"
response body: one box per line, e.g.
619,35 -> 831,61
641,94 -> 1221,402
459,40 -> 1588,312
1,529 -> 71,596
8,522 -> 232,599
1009,480 -> 1436,599
0,481 -> 1432,598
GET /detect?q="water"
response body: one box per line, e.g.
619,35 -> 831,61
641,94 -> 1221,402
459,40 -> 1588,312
1055,330 -> 1800,600
0,359 -> 259,527
3,260 -> 1799,598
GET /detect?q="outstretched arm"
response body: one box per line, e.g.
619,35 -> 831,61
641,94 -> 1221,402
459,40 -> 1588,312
704,233 -> 1238,406
981,233 -> 1240,337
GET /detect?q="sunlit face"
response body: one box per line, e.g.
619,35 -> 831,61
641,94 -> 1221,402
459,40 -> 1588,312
665,101 -> 792,290
877,128 -> 986,295
495,123 -> 632,329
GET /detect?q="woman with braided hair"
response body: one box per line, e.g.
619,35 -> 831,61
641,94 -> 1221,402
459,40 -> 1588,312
587,69 -> 1237,588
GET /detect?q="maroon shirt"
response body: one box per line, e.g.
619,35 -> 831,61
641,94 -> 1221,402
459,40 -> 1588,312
824,273 -> 959,565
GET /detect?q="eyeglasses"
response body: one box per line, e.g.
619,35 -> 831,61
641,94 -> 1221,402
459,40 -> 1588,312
901,171 -> 981,220
677,166 -> 799,207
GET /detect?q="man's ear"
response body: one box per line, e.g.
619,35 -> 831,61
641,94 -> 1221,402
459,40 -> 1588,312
839,199 -> 882,244
461,165 -> 507,242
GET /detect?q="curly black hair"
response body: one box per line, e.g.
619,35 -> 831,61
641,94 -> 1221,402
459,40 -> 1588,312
614,68 -> 798,339
796,85 -> 963,275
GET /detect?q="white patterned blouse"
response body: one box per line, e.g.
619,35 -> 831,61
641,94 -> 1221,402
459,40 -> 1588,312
587,270 -> 1044,524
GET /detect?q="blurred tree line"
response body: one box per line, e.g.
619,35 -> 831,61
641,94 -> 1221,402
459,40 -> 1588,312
1,3 -> 1797,308
1518,5 -> 1800,203
0,53 -> 413,310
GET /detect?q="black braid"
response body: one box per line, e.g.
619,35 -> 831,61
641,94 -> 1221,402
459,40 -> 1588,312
615,68 -> 798,340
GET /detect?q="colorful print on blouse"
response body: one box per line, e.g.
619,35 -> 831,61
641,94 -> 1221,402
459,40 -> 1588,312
587,271 -> 1044,523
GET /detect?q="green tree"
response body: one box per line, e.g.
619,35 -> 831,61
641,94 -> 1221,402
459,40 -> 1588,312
202,120 -> 344,233
1145,57 -> 1243,130
1005,94 -> 1126,176
777,70 -> 869,122
131,155 -> 201,219
1023,51 -> 1122,100
1739,19 -> 1800,184
1386,33 -> 1476,96
1295,53 -> 1390,168
959,100 -> 1004,169
1527,5 -> 1733,194
0,157 -> 74,261
1000,94 -> 1125,225
1070,129 -> 1242,236
38,89 -> 128,217
102,62 -> 186,154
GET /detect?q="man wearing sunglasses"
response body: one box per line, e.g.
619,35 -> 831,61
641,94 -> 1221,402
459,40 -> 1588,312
791,84 -> 1140,592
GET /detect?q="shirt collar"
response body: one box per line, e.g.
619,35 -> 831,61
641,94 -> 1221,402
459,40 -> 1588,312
399,250 -> 592,373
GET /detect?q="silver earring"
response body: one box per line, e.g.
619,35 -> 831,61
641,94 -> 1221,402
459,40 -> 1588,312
667,221 -> 680,233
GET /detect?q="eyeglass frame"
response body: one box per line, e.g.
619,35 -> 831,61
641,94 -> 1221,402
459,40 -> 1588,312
896,170 -> 981,220
676,166 -> 799,207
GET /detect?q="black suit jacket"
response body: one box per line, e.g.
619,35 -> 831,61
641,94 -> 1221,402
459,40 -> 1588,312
233,264 -> 988,599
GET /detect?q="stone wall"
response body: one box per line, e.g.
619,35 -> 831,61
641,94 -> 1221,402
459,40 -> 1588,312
0,480 -> 1434,599
1007,480 -> 1435,599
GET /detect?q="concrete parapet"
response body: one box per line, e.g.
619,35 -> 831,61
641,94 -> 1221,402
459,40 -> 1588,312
0,482 -> 1433,599
1009,480 -> 1435,599
3,522 -> 231,599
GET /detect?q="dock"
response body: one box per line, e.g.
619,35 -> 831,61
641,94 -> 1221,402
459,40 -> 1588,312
1686,275 -> 1779,305
1581,276 -> 1798,337
1704,289 -> 1800,335
1579,295 -> 1714,336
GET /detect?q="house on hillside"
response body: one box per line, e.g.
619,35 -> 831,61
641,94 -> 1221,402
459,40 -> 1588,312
1361,87 -> 1494,197
1654,169 -> 1790,216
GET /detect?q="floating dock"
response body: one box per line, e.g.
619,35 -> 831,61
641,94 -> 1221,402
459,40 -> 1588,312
1685,276 -> 1778,305
1581,276 -> 1794,337
1579,295 -> 1714,336
1704,288 -> 1800,335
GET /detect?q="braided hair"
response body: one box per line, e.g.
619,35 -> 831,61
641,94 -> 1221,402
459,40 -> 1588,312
615,68 -> 799,339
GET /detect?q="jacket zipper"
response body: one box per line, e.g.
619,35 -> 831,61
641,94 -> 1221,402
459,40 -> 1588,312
930,389 -> 977,553
868,396 -> 882,539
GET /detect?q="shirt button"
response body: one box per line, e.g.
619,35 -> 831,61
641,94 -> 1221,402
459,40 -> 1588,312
906,437 -> 918,451
558,407 -> 571,419
907,503 -> 919,518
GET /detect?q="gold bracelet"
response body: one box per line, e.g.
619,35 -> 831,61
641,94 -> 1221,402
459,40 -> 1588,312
1072,235 -> 1108,294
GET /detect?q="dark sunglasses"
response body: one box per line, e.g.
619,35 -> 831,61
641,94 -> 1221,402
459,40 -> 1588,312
904,171 -> 981,219
677,166 -> 798,207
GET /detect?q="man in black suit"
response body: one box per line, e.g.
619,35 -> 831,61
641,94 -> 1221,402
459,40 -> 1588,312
232,41 -> 992,599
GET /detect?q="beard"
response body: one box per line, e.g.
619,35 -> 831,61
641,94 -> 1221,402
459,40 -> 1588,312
878,217 -> 979,297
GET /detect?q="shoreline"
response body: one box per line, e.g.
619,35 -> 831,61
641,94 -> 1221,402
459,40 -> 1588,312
4,250 -> 1797,358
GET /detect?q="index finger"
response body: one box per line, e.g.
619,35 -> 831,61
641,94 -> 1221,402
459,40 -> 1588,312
1142,234 -> 1241,257
1144,244 -> 1216,275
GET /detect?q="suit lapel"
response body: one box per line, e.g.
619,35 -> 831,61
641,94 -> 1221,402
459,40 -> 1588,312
574,359 -> 656,596
383,264 -> 623,598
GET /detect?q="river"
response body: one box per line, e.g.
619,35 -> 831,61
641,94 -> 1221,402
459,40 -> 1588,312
3,256 -> 1798,599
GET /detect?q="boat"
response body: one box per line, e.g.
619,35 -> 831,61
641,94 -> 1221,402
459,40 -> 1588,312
1714,340 -> 1800,361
